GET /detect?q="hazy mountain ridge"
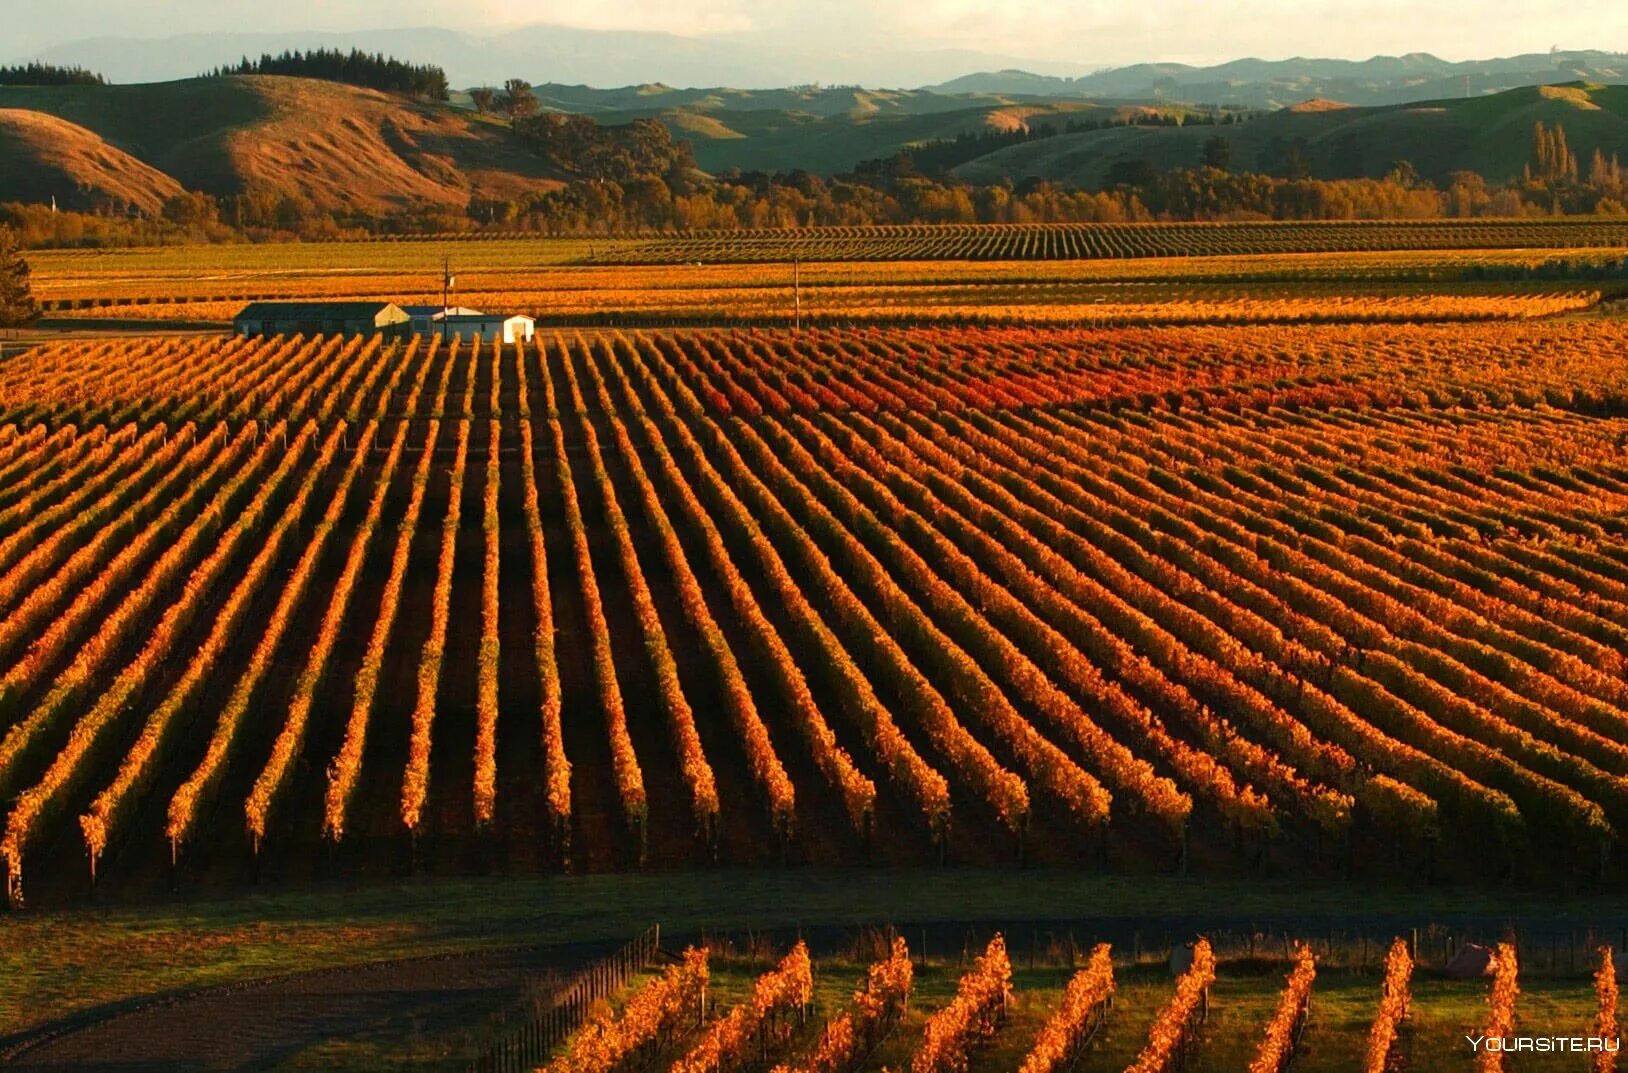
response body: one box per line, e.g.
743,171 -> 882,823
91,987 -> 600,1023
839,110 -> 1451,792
11,26 -> 1091,93
931,50 -> 1628,107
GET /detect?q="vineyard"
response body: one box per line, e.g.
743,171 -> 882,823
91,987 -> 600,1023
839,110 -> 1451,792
463,930 -> 1616,1073
6,320 -> 1628,904
585,219 -> 1628,264
23,237 -> 1628,328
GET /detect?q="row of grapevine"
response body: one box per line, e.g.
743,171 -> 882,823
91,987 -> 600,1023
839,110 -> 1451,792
1124,940 -> 1216,1073
1362,940 -> 1414,1073
1478,944 -> 1519,1073
1247,946 -> 1316,1073
1597,948 -> 1619,1073
400,419 -> 471,834
670,942 -> 814,1073
543,948 -> 710,1073
1015,944 -> 1114,1073
770,936 -> 913,1073
910,935 -> 1011,1073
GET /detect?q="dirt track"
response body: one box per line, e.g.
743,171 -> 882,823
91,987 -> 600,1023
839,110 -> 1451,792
3,943 -> 599,1073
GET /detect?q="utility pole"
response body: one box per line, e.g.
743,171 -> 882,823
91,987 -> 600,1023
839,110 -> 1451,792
441,256 -> 455,344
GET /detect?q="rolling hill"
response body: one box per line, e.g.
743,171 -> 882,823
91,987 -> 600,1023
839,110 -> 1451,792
0,75 -> 563,214
0,75 -> 1191,194
0,108 -> 183,213
931,50 -> 1628,109
953,83 -> 1628,188
514,83 -> 1216,173
2,73 -> 1627,217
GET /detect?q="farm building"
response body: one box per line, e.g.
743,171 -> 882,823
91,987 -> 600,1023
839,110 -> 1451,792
234,301 -> 410,338
436,313 -> 536,344
401,305 -> 486,334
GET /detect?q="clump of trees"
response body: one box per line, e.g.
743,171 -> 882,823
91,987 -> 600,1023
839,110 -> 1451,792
210,49 -> 448,101
0,226 -> 39,327
514,112 -> 693,180
469,79 -> 539,119
0,63 -> 105,86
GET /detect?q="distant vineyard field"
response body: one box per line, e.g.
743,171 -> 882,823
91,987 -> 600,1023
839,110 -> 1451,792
25,240 -> 1623,326
587,219 -> 1628,263
3,322 -> 1628,906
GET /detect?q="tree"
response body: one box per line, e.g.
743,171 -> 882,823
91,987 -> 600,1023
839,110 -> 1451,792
1530,121 -> 1578,184
1200,135 -> 1231,171
0,227 -> 39,328
502,78 -> 540,121
161,191 -> 219,228
470,86 -> 497,115
1105,158 -> 1158,189
212,49 -> 447,100
1384,159 -> 1420,188
1283,143 -> 1312,181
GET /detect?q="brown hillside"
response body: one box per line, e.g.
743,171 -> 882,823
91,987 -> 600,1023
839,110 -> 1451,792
0,108 -> 183,214
216,77 -> 564,212
0,77 -> 567,215
1288,97 -> 1354,112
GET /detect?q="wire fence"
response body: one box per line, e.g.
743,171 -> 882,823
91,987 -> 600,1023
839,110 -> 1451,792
470,924 -> 662,1073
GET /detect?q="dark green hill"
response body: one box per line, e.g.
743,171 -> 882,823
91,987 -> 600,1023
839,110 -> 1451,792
953,83 -> 1628,187
523,84 -> 1209,173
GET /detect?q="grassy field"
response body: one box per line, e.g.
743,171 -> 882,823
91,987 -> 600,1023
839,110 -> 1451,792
5,868 -> 1628,1040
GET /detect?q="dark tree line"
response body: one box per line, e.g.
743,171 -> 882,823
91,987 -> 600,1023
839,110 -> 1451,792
0,63 -> 105,86
0,226 -> 38,327
209,49 -> 448,100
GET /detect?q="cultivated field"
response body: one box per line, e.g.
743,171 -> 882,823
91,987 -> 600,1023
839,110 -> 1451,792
22,232 -> 1628,328
585,218 -> 1628,263
3,322 -> 1628,908
8,222 -> 1628,1067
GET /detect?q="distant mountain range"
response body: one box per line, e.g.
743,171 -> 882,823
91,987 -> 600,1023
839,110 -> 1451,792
10,25 -> 1090,92
13,29 -> 1628,107
930,51 -> 1628,108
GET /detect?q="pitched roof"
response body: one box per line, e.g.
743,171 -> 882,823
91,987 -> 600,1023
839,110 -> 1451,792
400,305 -> 485,318
235,301 -> 405,321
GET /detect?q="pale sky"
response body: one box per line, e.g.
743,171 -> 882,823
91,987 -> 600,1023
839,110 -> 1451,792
7,0 -> 1625,64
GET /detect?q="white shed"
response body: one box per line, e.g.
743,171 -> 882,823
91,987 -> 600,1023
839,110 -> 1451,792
441,313 -> 536,344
